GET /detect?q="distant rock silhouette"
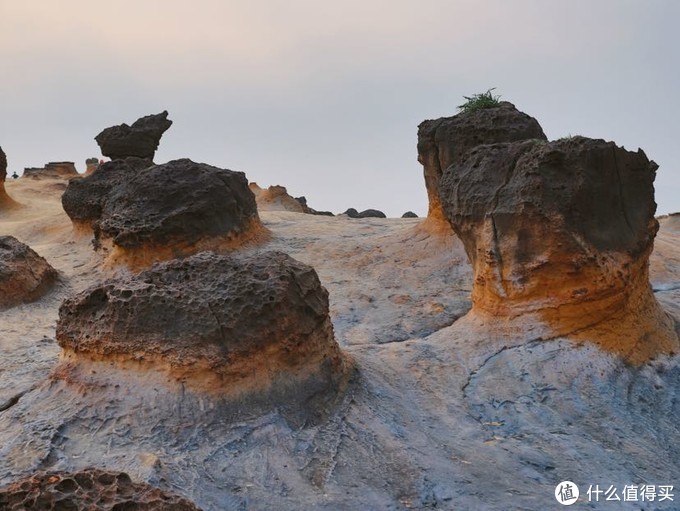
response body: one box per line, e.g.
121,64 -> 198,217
401,211 -> 418,218
63,158 -> 264,268
0,469 -> 201,510
418,102 -> 546,222
23,162 -> 78,179
0,146 -> 20,209
95,111 -> 172,161
440,135 -> 678,363
57,251 -> 348,403
0,235 -> 57,308
342,208 -> 386,218
84,157 -> 99,176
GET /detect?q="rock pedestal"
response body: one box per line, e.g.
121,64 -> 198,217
440,136 -> 678,362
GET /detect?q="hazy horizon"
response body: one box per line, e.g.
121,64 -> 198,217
1,0 -> 679,217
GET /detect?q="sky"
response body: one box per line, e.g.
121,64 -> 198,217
1,0 -> 679,217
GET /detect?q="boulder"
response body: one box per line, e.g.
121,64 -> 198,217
0,469 -> 201,510
0,236 -> 58,307
417,102 -> 546,221
56,251 -> 347,401
401,211 -> 418,218
95,111 -> 172,161
62,158 -> 264,268
342,208 -> 386,218
251,183 -> 305,213
439,135 -> 678,363
23,162 -> 79,179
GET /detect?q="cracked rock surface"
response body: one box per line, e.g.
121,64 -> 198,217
417,102 -> 546,221
440,136 -> 678,363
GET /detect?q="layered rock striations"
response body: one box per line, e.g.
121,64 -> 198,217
62,159 -> 265,268
56,251 -> 347,401
95,111 -> 172,161
0,236 -> 58,307
0,469 -> 201,510
23,162 -> 79,179
417,102 -> 546,222
440,135 -> 678,362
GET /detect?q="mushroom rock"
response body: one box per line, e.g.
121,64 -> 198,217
402,211 -> 419,218
84,157 -> 100,176
417,102 -> 546,223
62,158 -> 266,268
0,146 -> 20,209
0,236 -> 58,308
23,162 -> 79,179
95,111 -> 172,161
439,136 -> 679,363
342,208 -> 386,219
0,469 -> 201,510
56,251 -> 348,404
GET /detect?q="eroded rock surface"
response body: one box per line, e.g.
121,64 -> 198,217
250,183 -> 305,212
440,136 -> 678,362
95,111 -> 172,161
23,162 -> 79,179
62,159 -> 264,268
0,469 -> 201,510
56,251 -> 347,400
342,208 -> 386,218
417,102 -> 546,221
0,236 -> 58,308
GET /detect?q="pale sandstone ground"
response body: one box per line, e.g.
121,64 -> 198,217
0,177 -> 679,510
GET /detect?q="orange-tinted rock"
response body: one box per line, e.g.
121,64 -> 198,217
23,162 -> 79,179
0,146 -> 20,209
417,102 -> 546,222
0,236 -> 58,308
251,183 -> 305,212
56,251 -> 347,398
0,469 -> 201,510
439,136 -> 678,363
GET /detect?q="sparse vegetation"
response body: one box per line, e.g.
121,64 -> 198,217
457,88 -> 501,112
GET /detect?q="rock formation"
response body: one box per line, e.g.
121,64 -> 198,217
402,211 -> 418,218
62,159 -> 265,268
0,469 -> 201,510
0,236 -> 58,307
342,208 -> 386,219
56,251 -> 347,401
23,162 -> 79,179
417,102 -> 546,222
294,196 -> 334,216
0,146 -> 20,209
250,183 -> 305,212
439,135 -> 678,363
85,157 -> 100,176
95,111 -> 172,161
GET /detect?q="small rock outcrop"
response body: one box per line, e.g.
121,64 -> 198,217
0,469 -> 201,510
417,102 -> 546,221
440,135 -> 678,363
56,251 -> 347,401
85,157 -> 100,176
95,111 -> 172,161
402,211 -> 418,218
0,236 -> 58,307
62,159 -> 264,268
342,208 -> 386,219
294,196 -> 334,216
23,162 -> 79,179
0,146 -> 20,209
250,183 -> 305,212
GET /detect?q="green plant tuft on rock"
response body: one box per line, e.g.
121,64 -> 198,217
457,88 -> 501,112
